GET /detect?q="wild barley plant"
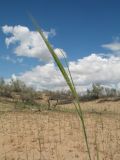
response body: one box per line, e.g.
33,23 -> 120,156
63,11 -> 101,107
30,17 -> 92,160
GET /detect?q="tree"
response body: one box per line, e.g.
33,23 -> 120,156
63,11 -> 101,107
0,77 -> 5,95
10,79 -> 26,92
91,83 -> 103,99
0,77 -> 5,86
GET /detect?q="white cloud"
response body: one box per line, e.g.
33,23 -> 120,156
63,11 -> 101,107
11,74 -> 17,81
12,53 -> 120,91
44,28 -> 56,38
3,26 -> 120,91
69,54 -> 120,85
102,42 -> 120,52
17,63 -> 66,90
2,25 -> 66,61
102,39 -> 120,54
1,55 -> 23,64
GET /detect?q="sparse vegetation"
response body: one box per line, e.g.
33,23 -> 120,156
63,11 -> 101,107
0,77 -> 120,159
80,83 -> 120,101
0,20 -> 120,160
0,99 -> 120,159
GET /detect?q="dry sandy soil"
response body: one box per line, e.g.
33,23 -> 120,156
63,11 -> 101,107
0,100 -> 120,160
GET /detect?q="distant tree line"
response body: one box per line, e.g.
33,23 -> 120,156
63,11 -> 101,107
79,83 -> 120,101
0,77 -> 37,105
0,77 -> 120,107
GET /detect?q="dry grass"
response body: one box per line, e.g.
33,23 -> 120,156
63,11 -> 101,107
0,100 -> 120,160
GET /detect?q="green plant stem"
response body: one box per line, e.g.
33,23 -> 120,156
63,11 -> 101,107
30,15 -> 92,160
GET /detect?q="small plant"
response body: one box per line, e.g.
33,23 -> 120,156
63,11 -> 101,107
30,16 -> 92,160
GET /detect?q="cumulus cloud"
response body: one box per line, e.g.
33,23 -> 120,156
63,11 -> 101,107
18,63 -> 66,90
69,54 -> 120,85
3,25 -> 120,91
2,25 -> 66,61
12,53 -> 120,91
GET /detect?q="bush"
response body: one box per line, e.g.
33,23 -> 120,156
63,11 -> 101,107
10,79 -> 26,92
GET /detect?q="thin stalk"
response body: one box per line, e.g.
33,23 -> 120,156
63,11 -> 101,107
58,50 -> 91,160
95,122 -> 99,160
30,15 -> 92,160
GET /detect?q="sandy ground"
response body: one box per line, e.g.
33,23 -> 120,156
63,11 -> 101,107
0,101 -> 120,160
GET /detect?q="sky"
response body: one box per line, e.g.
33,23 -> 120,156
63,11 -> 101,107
1,0 -> 120,91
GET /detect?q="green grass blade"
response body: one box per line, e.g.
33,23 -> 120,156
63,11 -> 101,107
30,16 -> 92,160
30,17 -> 77,96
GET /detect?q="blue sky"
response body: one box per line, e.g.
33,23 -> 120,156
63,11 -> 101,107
1,0 -> 120,90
